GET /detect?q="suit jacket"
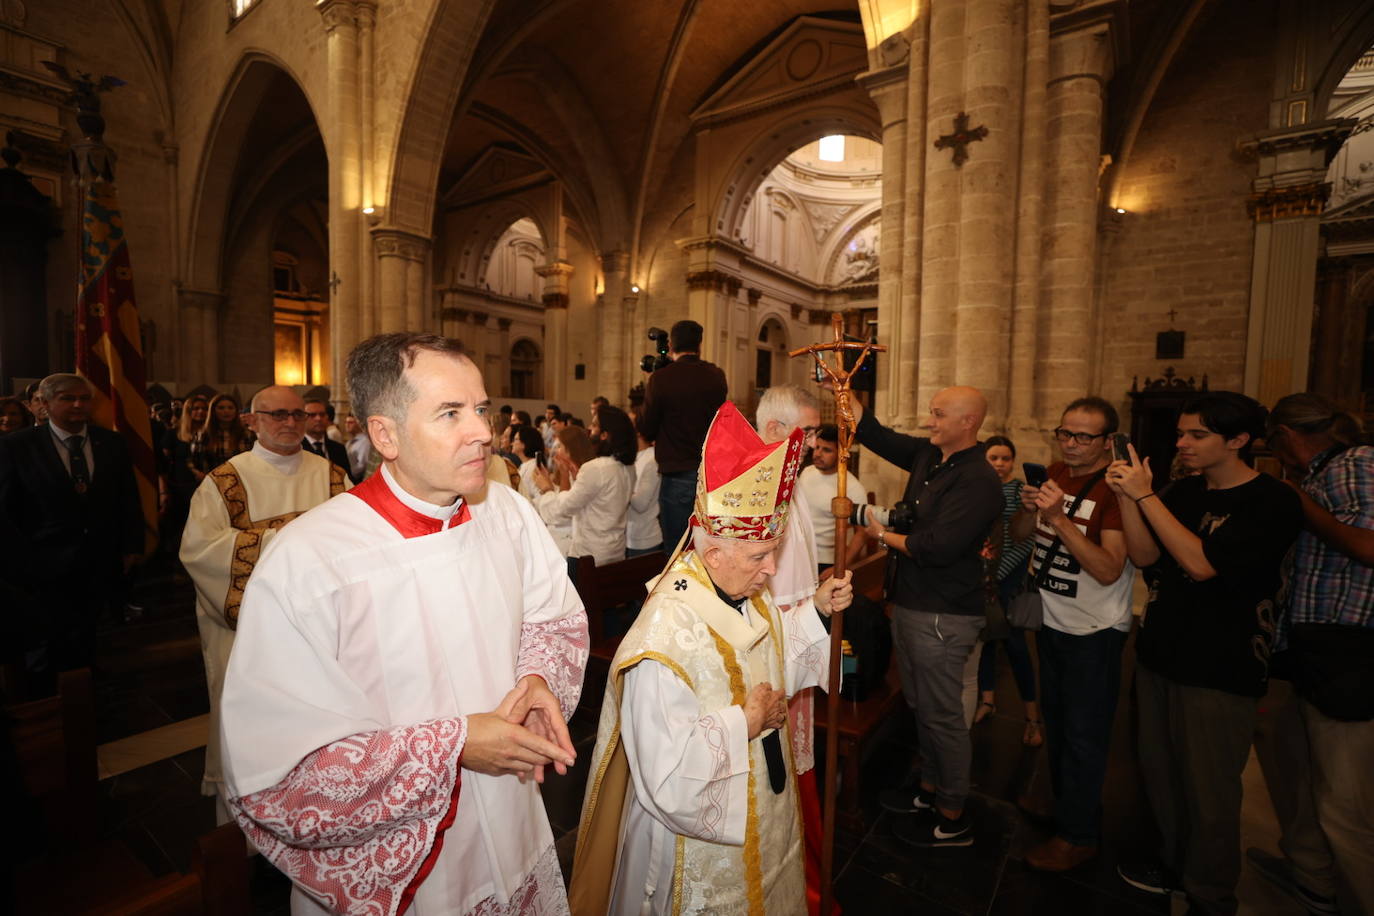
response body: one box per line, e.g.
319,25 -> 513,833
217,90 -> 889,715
0,423 -> 145,583
303,436 -> 357,483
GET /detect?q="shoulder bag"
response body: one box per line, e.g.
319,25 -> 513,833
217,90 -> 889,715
1007,467 -> 1109,630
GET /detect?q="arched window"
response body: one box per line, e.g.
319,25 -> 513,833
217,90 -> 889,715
510,338 -> 542,399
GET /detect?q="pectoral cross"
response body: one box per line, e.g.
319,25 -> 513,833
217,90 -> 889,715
787,312 -> 886,916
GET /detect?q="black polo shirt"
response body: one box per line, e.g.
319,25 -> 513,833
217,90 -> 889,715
637,354 -> 728,474
856,411 -> 1003,616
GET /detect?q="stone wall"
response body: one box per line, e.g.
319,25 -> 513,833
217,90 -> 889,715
1099,0 -> 1276,425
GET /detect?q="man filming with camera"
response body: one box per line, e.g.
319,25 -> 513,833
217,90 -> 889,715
852,386 -> 1002,847
637,320 -> 728,551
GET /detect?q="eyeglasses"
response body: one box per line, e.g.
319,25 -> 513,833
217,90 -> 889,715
255,409 -> 308,422
1052,428 -> 1106,446
801,425 -> 820,439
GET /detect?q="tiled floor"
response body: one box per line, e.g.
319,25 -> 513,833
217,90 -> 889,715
33,562 -> 1304,915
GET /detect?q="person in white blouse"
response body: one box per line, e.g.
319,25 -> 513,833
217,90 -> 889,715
626,426 -> 661,556
512,424 -> 546,502
534,408 -> 635,570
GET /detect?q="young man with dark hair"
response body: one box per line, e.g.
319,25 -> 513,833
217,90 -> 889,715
1011,396 -> 1132,872
637,319 -> 728,551
796,423 -> 867,573
1108,391 -> 1302,916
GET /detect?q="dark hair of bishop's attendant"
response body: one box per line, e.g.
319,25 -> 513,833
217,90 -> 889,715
816,423 -> 840,445
984,434 -> 1016,457
347,333 -> 468,423
1180,390 -> 1268,464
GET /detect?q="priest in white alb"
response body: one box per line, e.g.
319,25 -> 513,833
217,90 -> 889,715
180,384 -> 350,819
569,401 -> 852,915
219,333 -> 589,916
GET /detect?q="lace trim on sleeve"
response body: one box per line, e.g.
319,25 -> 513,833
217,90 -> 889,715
514,608 -> 590,722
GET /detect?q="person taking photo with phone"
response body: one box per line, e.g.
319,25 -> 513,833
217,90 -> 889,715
1106,391 -> 1302,916
1009,397 -> 1133,872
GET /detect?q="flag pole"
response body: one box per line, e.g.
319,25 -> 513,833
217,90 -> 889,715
789,314 -> 884,914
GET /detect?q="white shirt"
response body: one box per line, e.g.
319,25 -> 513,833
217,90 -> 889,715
517,457 -> 541,502
535,455 -> 633,566
626,446 -> 661,550
796,464 -> 866,567
49,421 -> 95,477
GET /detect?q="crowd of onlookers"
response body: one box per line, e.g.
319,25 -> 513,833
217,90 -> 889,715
1,320 -> 1369,916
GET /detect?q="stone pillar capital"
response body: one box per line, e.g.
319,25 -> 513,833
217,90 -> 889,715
317,0 -> 357,33
1048,0 -> 1125,84
353,0 -> 376,29
176,286 -> 226,311
371,227 -> 430,261
534,260 -> 575,280
599,250 -> 630,275
856,63 -> 909,126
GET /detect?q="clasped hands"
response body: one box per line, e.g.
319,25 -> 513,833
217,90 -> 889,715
463,675 -> 576,783
743,682 -> 788,740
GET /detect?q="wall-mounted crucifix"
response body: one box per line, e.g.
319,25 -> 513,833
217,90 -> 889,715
934,111 -> 988,167
1156,306 -> 1185,359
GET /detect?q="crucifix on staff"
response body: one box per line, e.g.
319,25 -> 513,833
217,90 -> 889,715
789,313 -> 886,915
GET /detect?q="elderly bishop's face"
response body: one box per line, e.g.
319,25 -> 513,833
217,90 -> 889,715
702,535 -> 782,601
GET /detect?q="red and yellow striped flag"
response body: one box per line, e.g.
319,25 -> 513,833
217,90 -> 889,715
76,173 -> 158,554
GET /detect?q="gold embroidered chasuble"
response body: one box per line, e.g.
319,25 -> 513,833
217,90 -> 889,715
570,550 -> 808,915
179,448 -> 347,797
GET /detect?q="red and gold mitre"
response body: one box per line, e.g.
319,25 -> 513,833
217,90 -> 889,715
693,401 -> 805,541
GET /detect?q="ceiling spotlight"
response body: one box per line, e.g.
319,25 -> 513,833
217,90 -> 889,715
1114,207 -> 1126,214
362,206 -> 375,215
631,284 -> 641,293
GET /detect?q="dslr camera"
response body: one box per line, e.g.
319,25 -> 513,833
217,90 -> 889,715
640,327 -> 671,373
850,501 -> 914,534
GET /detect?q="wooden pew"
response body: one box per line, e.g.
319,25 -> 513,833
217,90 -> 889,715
8,670 -> 250,915
812,550 -> 905,832
573,551 -> 669,662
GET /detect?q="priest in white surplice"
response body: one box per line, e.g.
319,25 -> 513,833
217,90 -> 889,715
569,401 -> 851,916
219,333 -> 588,916
180,384 -> 350,817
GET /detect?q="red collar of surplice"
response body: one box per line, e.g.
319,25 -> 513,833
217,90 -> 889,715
348,468 -> 471,538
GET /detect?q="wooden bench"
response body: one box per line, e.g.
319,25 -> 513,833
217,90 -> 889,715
573,551 -> 669,663
813,550 -> 906,832
8,669 -> 251,915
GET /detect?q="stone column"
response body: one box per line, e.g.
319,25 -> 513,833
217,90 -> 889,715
1007,0 -> 1050,435
319,0 -> 363,399
497,317 -> 513,398
537,260 -> 575,401
1037,17 -> 1113,421
176,287 -> 226,387
356,2 -> 377,338
1238,121 -> 1353,405
599,250 -> 630,406
857,44 -> 911,425
372,228 -> 430,332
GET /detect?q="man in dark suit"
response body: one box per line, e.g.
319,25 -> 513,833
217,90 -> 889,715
302,398 -> 357,483
0,373 -> 143,693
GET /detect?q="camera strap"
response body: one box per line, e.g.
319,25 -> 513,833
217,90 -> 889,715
1031,466 -> 1109,589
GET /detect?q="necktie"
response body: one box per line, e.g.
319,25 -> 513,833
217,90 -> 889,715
311,440 -> 325,456
67,435 -> 90,495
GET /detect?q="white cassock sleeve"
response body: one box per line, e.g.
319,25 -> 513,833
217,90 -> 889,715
780,600 -> 830,696
620,661 -> 751,845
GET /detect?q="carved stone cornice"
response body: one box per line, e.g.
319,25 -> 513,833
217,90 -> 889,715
686,269 -> 742,296
746,287 -> 763,306
497,317 -> 513,330
1247,182 -> 1332,222
534,260 -> 575,280
470,311 -> 489,326
808,309 -> 829,325
0,69 -> 70,109
1237,119 -> 1356,162
372,227 -> 430,261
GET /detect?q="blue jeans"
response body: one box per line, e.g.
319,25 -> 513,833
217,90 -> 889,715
658,471 -> 696,552
1037,624 -> 1128,845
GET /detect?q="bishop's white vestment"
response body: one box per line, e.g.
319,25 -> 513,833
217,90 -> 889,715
179,444 -> 349,800
220,466 -> 589,916
569,548 -> 828,916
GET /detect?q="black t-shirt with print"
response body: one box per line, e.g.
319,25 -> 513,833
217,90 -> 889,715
1135,472 -> 1302,697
